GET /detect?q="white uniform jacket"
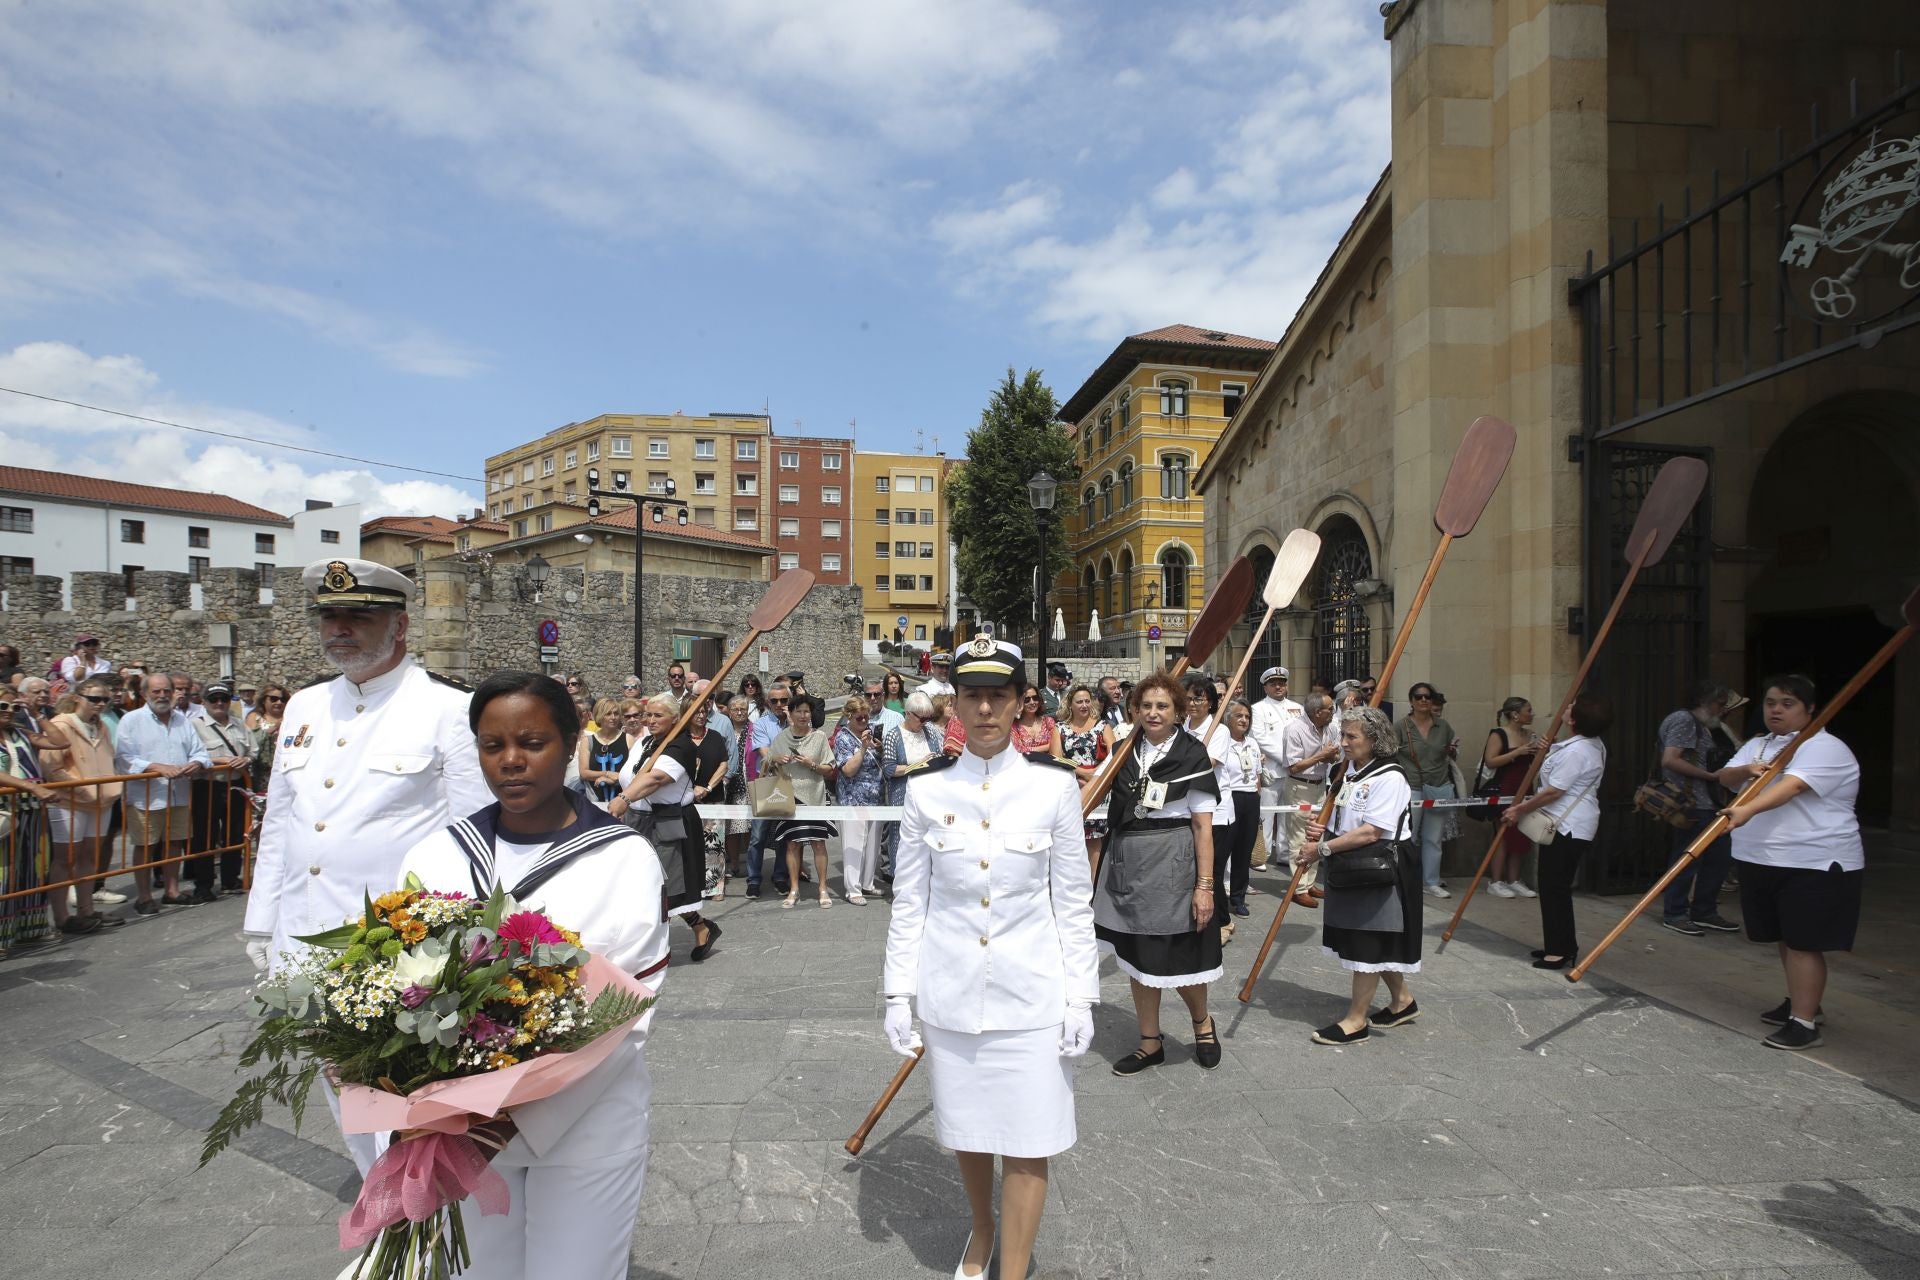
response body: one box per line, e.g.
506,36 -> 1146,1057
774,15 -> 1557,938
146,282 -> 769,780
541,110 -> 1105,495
1249,696 -> 1303,783
244,659 -> 491,958
883,747 -> 1099,1034
399,811 -> 669,1165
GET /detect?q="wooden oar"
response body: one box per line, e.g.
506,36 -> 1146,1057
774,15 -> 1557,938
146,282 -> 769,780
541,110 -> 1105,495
1192,529 -> 1321,746
1238,414 -> 1516,1003
1439,456 -> 1708,949
1077,555 -> 1257,820
1569,584 -> 1920,984
636,568 -> 815,775
843,1044 -> 923,1157
841,557 -> 1256,1160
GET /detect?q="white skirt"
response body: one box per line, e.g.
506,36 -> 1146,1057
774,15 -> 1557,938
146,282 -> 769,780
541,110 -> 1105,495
923,1023 -> 1076,1158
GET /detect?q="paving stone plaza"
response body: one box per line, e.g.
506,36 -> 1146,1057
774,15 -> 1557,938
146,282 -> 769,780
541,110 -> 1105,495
3,840 -> 1919,1280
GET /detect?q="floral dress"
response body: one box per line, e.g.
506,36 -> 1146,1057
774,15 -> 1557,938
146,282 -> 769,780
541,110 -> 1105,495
1059,720 -> 1109,838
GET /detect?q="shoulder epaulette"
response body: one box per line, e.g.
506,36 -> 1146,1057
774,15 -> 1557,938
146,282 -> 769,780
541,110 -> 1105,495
1028,753 -> 1079,772
427,670 -> 474,693
298,670 -> 337,691
902,755 -> 958,781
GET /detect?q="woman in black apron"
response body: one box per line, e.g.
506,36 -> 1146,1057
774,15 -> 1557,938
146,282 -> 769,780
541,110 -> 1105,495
613,694 -> 721,962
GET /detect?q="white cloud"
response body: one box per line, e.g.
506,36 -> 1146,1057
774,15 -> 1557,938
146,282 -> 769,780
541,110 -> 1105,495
928,1 -> 1390,343
932,182 -> 1061,252
0,343 -> 479,519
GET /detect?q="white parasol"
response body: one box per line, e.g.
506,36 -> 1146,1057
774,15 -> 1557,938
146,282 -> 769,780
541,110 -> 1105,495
1052,607 -> 1066,641
1088,609 -> 1102,642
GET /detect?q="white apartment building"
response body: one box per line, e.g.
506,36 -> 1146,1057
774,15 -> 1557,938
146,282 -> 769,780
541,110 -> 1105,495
0,466 -> 361,606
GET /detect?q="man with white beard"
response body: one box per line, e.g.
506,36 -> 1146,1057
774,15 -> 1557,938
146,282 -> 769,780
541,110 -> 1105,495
241,558 -> 489,1173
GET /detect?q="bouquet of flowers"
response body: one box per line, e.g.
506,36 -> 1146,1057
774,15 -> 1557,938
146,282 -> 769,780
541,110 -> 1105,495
202,875 -> 655,1280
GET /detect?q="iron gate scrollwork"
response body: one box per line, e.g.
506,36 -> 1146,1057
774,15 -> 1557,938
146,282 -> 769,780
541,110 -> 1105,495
1313,519 -> 1372,687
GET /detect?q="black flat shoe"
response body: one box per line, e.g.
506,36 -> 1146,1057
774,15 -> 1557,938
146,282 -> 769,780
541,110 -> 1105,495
1530,949 -> 1548,959
1112,1033 -> 1165,1076
1311,1022 -> 1370,1046
1532,954 -> 1574,970
1192,1018 -> 1221,1070
689,921 -> 722,963
133,900 -> 159,916
161,894 -> 191,906
59,915 -> 103,936
1368,1000 -> 1420,1029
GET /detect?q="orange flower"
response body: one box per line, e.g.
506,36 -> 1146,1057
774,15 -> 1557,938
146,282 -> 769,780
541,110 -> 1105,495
486,1051 -> 520,1070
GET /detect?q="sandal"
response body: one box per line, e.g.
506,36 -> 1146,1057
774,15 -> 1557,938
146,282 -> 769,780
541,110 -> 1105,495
1193,1017 -> 1222,1070
1112,1033 -> 1165,1077
781,893 -> 797,909
818,893 -> 832,909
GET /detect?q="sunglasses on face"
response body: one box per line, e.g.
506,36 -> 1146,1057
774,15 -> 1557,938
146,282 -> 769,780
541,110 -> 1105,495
769,698 -> 789,706
206,695 -> 230,703
83,695 -> 111,705
1411,692 -> 1433,701
1024,696 -> 1040,703
566,680 -> 582,687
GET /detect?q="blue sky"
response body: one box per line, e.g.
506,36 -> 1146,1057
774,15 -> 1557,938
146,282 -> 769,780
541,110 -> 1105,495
0,1 -> 1388,518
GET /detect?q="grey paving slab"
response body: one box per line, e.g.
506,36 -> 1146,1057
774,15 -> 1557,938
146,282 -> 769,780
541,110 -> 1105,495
2,879 -> 1919,1276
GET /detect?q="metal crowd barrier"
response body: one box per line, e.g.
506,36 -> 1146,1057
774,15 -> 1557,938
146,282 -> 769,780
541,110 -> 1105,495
693,795 -> 1513,821
0,761 -> 256,910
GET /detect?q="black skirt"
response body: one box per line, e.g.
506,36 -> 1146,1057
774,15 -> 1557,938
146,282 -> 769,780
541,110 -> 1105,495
1321,841 -> 1423,973
1096,924 -> 1224,989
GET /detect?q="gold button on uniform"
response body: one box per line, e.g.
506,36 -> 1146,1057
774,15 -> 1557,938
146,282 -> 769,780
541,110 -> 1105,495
356,704 -> 366,713
324,778 -> 335,789
337,737 -> 347,746
978,936 -> 989,947
308,864 -> 321,876
981,819 -> 991,829
314,821 -> 326,832
979,859 -> 989,870
980,897 -> 990,908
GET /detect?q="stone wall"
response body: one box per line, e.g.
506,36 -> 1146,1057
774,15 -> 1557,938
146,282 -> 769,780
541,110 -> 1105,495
2,563 -> 862,699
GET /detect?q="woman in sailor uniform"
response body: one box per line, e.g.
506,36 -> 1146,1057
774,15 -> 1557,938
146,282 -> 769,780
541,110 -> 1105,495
1090,671 -> 1225,1076
1300,705 -> 1421,1046
612,693 -> 721,961
397,671 -> 669,1280
882,638 -> 1099,1280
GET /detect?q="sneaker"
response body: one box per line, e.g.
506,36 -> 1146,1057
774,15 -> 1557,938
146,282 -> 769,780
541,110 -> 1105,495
1509,882 -> 1538,899
1761,999 -> 1824,1027
1488,881 -> 1517,899
93,889 -> 128,905
1661,917 -> 1705,937
745,884 -> 762,899
1422,884 -> 1451,900
1368,1000 -> 1421,1029
1764,1019 -> 1824,1051
1692,913 -> 1739,933
1311,1022 -> 1370,1046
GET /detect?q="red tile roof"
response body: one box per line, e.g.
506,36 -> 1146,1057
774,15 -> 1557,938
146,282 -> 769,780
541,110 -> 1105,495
590,505 -> 774,553
361,515 -> 460,539
1058,323 -> 1278,423
0,465 -> 289,523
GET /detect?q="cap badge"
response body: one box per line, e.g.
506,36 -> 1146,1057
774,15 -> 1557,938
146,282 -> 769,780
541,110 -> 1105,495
966,635 -> 997,658
322,561 -> 356,593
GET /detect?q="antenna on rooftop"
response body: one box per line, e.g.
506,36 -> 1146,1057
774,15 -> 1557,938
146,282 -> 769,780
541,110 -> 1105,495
915,428 -> 926,454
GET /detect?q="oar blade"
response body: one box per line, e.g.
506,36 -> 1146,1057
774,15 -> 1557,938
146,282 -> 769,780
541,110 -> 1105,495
1623,456 -> 1708,566
1262,528 -> 1322,608
747,568 -> 817,631
1433,415 -> 1517,537
1186,556 -> 1257,663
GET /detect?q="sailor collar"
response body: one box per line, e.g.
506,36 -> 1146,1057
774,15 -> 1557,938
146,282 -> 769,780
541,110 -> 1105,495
446,791 -> 629,901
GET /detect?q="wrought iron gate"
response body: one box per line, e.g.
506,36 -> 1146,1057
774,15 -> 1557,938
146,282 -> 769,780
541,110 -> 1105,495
1313,519 -> 1372,687
1578,443 -> 1713,893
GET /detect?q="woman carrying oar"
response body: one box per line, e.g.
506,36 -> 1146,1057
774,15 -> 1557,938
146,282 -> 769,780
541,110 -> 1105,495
1716,675 -> 1863,1052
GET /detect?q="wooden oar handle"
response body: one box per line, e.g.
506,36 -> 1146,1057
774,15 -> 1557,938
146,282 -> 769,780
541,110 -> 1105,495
844,1044 -> 925,1157
636,627 -> 764,775
1079,657 -> 1193,819
1237,860 -> 1307,1002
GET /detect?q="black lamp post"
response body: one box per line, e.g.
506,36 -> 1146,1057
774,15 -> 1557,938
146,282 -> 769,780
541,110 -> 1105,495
587,468 -> 686,680
1027,470 -> 1056,685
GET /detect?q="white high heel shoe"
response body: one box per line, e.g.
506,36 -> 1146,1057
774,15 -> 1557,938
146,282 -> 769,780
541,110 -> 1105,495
954,1229 -> 996,1279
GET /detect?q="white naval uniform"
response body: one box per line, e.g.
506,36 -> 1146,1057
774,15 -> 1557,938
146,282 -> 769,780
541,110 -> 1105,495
1249,695 -> 1303,853
398,818 -> 670,1280
243,658 -> 488,1174
919,675 -> 955,699
883,746 -> 1098,1158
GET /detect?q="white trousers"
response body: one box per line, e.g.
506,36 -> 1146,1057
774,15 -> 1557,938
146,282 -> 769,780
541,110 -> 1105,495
1258,782 -> 1284,860
841,819 -> 879,893
454,1143 -> 649,1280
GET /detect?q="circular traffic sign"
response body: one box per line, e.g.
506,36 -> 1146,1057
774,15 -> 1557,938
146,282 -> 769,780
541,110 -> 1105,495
1147,624 -> 1162,641
537,619 -> 560,646
896,614 -> 909,629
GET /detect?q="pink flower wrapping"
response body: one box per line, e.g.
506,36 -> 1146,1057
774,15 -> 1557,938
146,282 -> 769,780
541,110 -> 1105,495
334,956 -> 655,1249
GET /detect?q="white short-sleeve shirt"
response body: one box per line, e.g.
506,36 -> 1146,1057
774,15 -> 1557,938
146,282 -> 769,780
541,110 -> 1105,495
1725,730 -> 1863,870
1132,732 -> 1218,820
1535,735 -> 1605,841
1330,762 -> 1412,841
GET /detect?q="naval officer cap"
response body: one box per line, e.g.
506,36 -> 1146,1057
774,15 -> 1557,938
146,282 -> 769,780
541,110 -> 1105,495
303,558 -> 412,611
929,650 -> 953,666
951,635 -> 1023,688
1261,665 -> 1291,682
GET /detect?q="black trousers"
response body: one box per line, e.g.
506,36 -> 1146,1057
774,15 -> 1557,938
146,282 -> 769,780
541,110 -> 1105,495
1225,791 -> 1260,907
1537,835 -> 1590,958
187,777 -> 246,891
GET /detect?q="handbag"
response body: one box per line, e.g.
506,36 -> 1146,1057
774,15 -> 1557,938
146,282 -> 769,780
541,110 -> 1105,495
1321,839 -> 1402,890
1464,727 -> 1504,822
749,773 -> 796,818
1521,748 -> 1606,844
1631,752 -> 1692,828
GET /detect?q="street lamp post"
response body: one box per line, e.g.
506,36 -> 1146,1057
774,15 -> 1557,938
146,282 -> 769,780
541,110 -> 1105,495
587,469 -> 687,681
1027,470 -> 1057,685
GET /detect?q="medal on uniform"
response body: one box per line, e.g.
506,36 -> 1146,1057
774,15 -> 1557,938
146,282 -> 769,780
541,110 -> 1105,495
292,724 -> 309,748
943,813 -> 955,825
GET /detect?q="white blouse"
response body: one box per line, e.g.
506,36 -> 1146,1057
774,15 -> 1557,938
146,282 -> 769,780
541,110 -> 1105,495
1328,762 -> 1413,841
1725,730 -> 1862,871
1535,736 -> 1605,841
1131,732 -> 1218,821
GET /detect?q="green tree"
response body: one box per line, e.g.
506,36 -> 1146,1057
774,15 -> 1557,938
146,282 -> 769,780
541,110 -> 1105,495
945,368 -> 1080,646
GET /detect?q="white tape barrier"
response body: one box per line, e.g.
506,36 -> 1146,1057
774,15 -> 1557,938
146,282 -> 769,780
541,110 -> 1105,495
692,795 -> 1515,822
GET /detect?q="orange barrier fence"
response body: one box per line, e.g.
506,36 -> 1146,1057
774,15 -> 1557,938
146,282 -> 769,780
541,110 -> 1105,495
0,762 -> 257,909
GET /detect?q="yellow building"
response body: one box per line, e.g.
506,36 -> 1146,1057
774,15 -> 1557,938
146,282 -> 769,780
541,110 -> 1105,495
483,412 -> 774,551
851,451 -> 958,655
1054,325 -> 1274,667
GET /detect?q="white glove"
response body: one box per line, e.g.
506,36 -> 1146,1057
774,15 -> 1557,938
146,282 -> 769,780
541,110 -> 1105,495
243,932 -> 272,975
1060,1002 -> 1095,1057
883,997 -> 921,1058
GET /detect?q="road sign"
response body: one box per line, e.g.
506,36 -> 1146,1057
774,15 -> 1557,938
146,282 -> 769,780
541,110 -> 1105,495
759,645 -> 771,673
537,619 -> 560,646
538,644 -> 560,660
982,621 -> 995,635
1147,624 -> 1162,642
896,615 -> 909,629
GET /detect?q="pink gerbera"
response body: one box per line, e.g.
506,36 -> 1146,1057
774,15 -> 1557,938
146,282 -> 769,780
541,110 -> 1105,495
496,911 -> 565,957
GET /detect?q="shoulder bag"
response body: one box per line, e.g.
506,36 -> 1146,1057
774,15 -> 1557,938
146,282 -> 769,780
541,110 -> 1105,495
1520,746 -> 1606,844
1464,726 -> 1505,822
1631,747 -> 1693,828
749,772 -> 796,819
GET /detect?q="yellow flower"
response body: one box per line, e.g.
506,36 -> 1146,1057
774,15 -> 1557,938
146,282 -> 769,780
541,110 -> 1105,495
375,891 -> 412,913
486,1051 -> 520,1070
